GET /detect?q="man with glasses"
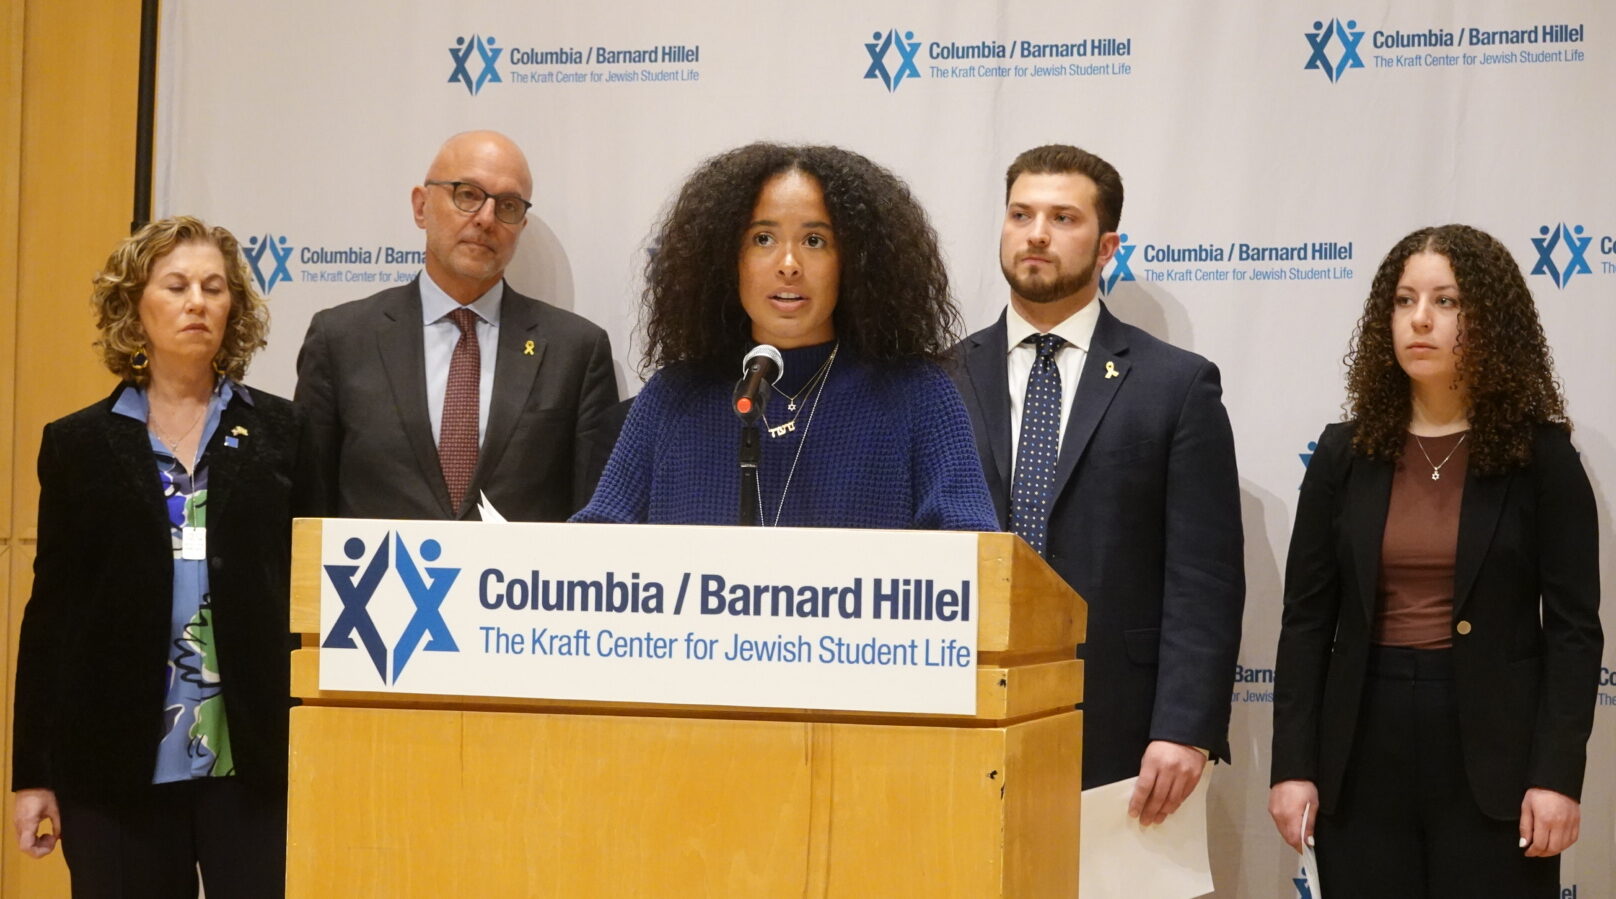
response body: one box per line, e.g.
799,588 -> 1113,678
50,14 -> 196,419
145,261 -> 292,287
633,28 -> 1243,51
296,130 -> 618,521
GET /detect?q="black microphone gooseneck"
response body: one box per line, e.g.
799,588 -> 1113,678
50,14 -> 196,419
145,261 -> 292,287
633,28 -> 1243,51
734,345 -> 783,525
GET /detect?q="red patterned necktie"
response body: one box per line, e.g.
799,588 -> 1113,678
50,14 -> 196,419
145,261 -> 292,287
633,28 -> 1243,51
439,307 -> 481,510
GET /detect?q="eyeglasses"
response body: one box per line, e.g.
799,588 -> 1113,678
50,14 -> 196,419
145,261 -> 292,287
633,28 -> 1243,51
424,180 -> 532,225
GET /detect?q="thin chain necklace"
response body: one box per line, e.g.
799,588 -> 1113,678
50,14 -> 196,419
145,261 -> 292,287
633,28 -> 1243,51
762,349 -> 836,437
776,350 -> 836,412
758,343 -> 838,526
1412,432 -> 1467,481
150,402 -> 207,463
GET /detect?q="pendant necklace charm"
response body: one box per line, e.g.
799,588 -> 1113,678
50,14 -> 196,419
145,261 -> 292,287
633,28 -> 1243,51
1413,432 -> 1467,482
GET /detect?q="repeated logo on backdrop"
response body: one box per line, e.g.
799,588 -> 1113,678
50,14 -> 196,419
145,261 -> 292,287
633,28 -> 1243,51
445,29 -> 702,91
1530,223 -> 1596,289
448,34 -> 504,96
241,229 -> 427,292
1102,233 -> 1357,286
861,25 -> 1134,89
243,234 -> 296,294
864,29 -> 923,92
1304,18 -> 1366,82
1304,15 -> 1588,81
1099,234 -> 1137,295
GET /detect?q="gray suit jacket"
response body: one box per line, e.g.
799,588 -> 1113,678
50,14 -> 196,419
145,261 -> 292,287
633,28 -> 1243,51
952,303 -> 1245,788
295,279 -> 617,521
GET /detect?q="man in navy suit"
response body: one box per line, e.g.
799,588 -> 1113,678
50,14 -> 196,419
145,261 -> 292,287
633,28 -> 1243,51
296,131 -> 617,521
952,145 -> 1244,824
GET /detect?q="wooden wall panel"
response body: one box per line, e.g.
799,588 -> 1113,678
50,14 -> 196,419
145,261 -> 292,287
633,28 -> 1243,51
4,0 -> 140,895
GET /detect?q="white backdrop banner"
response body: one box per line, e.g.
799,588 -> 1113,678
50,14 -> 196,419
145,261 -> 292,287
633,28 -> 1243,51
156,2 -> 1616,895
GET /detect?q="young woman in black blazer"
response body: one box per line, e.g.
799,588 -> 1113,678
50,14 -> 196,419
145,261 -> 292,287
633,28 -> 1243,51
1269,224 -> 1601,897
11,217 -> 304,897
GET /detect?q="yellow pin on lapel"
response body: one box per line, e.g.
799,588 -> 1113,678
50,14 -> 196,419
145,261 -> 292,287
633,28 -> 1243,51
1104,361 -> 1120,379
524,340 -> 535,356
230,426 -> 249,436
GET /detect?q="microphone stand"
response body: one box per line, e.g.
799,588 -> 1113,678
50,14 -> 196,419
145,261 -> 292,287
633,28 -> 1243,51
733,345 -> 781,526
738,422 -> 761,526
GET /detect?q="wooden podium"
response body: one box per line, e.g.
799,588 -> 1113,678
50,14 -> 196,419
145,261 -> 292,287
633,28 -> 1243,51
286,521 -> 1085,897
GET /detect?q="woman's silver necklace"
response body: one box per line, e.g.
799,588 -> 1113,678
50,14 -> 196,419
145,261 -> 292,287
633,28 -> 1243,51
758,343 -> 838,526
763,350 -> 836,437
1412,432 -> 1467,481
150,404 -> 207,466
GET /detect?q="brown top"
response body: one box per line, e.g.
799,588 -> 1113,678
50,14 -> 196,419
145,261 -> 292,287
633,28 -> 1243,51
1374,430 -> 1470,649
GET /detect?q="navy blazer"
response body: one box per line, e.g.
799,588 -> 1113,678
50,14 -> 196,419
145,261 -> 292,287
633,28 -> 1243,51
12,384 -> 305,799
953,304 -> 1245,788
1272,421 -> 1602,820
295,279 -> 618,521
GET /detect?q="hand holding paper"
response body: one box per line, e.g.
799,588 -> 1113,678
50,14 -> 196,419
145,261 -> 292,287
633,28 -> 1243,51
1267,778 -> 1319,852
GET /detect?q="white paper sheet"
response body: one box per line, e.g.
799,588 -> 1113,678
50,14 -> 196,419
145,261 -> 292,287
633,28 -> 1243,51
1079,773 -> 1214,899
477,491 -> 507,522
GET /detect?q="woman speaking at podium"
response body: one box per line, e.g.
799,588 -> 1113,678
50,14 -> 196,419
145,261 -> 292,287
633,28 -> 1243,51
1268,224 -> 1601,897
574,142 -> 995,531
11,217 -> 302,896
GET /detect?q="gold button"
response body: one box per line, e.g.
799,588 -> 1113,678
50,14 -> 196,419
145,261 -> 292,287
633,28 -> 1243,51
1456,620 -> 1473,636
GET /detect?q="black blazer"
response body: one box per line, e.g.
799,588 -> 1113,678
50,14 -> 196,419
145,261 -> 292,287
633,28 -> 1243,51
1271,421 -> 1602,820
12,384 -> 304,800
953,304 -> 1245,788
294,279 -> 618,521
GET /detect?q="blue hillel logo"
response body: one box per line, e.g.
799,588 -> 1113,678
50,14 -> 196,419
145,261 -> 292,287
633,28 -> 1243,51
1298,439 -> 1318,489
449,34 -> 504,96
242,234 -> 294,294
323,533 -> 462,685
1304,18 -> 1366,82
864,28 -> 922,92
1530,223 -> 1593,289
1294,869 -> 1315,899
1100,233 -> 1137,294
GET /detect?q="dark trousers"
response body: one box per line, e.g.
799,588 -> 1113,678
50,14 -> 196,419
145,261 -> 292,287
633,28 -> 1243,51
1315,646 -> 1559,898
58,777 -> 285,899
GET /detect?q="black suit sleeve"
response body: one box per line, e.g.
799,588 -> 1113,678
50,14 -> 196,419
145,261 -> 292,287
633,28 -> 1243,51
570,328 -> 619,512
1270,423 -> 1350,785
1526,428 -> 1602,799
12,425 -> 74,790
293,312 -> 340,517
1150,360 -> 1245,757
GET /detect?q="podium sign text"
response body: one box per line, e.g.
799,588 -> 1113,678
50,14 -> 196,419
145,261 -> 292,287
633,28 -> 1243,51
317,521 -> 980,714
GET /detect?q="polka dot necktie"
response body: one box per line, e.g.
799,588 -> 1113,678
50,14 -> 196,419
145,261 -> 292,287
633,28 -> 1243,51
1010,333 -> 1066,556
439,307 -> 481,510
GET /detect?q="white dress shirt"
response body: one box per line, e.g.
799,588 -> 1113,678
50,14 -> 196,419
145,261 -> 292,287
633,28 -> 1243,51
1005,297 -> 1101,475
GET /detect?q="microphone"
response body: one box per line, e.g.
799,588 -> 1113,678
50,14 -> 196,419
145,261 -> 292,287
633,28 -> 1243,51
732,344 -> 784,424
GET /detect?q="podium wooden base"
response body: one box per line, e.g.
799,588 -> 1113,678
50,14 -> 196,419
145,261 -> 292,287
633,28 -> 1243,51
287,705 -> 1080,897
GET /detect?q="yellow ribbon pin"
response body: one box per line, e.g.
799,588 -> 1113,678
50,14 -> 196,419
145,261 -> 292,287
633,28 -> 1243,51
1104,361 -> 1120,379
230,426 -> 249,436
523,340 -> 535,356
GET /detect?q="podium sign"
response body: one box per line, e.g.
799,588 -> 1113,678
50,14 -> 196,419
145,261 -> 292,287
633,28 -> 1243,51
316,520 -> 980,714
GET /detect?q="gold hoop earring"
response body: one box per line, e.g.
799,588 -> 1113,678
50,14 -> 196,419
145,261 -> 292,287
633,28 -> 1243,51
130,348 -> 150,371
212,357 -> 228,377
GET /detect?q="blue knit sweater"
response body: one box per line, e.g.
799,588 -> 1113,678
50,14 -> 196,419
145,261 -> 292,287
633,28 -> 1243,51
573,344 -> 997,531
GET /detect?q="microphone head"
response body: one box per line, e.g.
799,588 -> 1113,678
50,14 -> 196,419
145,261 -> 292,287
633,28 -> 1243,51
741,344 -> 784,382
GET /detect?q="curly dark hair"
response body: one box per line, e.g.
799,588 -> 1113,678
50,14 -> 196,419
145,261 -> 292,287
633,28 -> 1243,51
92,215 -> 269,386
1344,224 -> 1568,473
639,142 -> 959,375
